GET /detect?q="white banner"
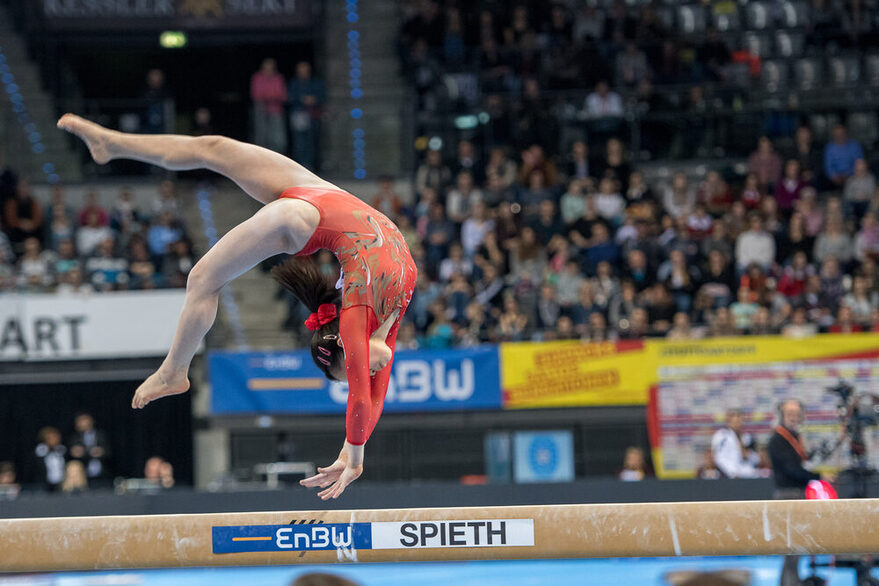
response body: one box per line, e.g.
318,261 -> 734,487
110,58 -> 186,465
370,519 -> 534,549
0,291 -> 186,361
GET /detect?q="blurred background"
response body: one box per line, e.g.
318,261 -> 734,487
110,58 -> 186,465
3,0 -> 879,583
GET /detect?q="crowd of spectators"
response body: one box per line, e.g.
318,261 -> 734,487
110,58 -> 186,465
0,412 -> 177,498
0,162 -> 195,294
250,58 -> 326,170
337,121 -> 879,349
399,0 -> 878,158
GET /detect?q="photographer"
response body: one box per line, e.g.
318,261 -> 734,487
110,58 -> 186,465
711,409 -> 763,478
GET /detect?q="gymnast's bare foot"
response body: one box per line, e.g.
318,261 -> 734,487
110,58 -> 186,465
132,371 -> 190,409
57,113 -> 115,165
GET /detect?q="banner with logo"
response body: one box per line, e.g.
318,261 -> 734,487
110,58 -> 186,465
499,340 -> 652,408
41,0 -> 313,31
209,346 -> 501,415
0,291 -> 185,361
648,334 -> 879,478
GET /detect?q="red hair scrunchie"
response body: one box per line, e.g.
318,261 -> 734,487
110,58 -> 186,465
304,303 -> 338,331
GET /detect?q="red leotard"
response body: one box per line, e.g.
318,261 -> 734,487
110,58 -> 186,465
280,187 -> 417,445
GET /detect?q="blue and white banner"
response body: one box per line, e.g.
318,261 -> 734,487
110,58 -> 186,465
209,346 -> 501,414
212,519 -> 534,554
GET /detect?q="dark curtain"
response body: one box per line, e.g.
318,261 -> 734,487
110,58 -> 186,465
0,380 -> 193,487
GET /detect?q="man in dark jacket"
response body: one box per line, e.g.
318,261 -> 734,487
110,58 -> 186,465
768,399 -> 831,586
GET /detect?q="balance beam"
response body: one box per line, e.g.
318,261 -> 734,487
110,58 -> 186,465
2,499 -> 879,572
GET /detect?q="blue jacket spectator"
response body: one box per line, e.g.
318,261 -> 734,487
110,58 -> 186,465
824,125 -> 864,186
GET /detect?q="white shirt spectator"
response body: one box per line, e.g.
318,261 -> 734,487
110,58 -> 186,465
711,427 -> 760,478
594,192 -> 625,221
438,257 -> 473,282
585,90 -> 624,118
735,229 -> 775,269
460,218 -> 495,257
77,225 -> 114,257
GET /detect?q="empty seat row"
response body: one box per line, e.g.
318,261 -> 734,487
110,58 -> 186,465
760,54 -> 879,92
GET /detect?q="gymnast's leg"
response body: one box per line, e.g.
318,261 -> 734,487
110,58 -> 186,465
57,113 -> 339,204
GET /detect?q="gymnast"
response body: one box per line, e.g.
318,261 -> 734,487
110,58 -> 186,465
57,114 -> 417,500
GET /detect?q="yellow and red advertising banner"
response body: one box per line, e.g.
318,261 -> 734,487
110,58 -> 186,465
500,333 -> 879,478
500,339 -> 652,408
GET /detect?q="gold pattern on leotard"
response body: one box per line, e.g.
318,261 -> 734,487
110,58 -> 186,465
336,210 -> 416,323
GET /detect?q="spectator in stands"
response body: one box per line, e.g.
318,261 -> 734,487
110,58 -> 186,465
85,238 -> 129,291
0,461 -> 20,499
709,306 -> 737,337
143,69 -> 171,134
75,208 -> 113,258
730,287 -> 759,332
250,58 -> 287,154
777,251 -> 813,302
446,171 -> 482,223
415,149 -> 452,196
795,187 -> 824,237
830,305 -> 863,334
825,124 -> 864,188
128,239 -> 158,290
484,146 -> 517,189
659,249 -> 700,312
110,186 -> 137,225
152,180 -> 180,219
68,412 -> 110,487
699,171 -> 732,217
842,275 -> 877,325
162,238 -> 195,289
593,178 -> 625,225
424,203 -> 456,274
287,61 -> 325,170
584,80 -> 623,119
666,312 -> 701,340
618,447 -> 649,482
515,79 -> 557,153
748,137 -> 782,192
559,179 -> 588,226
438,243 -> 472,282
47,184 -> 75,227
61,461 -> 88,494
78,191 -> 108,227
4,178 -> 43,251
711,409 -> 761,478
775,160 -> 807,214
565,140 -> 591,182
854,213 -> 879,262
33,426 -> 66,492
643,284 -> 676,334
777,212 -> 815,264
47,202 -> 75,253
147,211 -> 183,260
813,215 -> 853,265
371,176 -> 404,219
425,300 -> 455,347
461,201 -> 494,258
615,42 -> 649,89
0,230 -> 12,265
735,213 -> 775,272
16,237 -> 54,290
787,126 -> 823,185
662,172 -> 696,219
144,456 -> 175,489
844,158 -> 876,219
535,283 -> 561,332
56,266 -> 94,295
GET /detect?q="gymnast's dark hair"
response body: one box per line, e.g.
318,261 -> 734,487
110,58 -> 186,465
271,257 -> 344,381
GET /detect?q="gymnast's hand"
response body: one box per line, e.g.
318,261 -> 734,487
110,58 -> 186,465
300,441 -> 364,500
